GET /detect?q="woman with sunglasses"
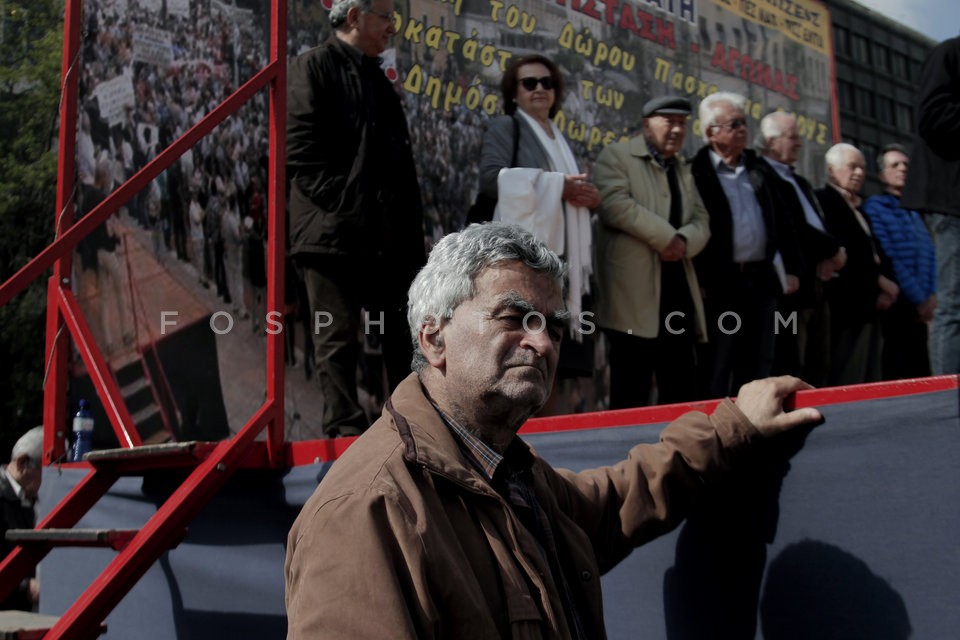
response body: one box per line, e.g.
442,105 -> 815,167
477,54 -> 602,414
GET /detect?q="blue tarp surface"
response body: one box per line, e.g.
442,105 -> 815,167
39,387 -> 960,639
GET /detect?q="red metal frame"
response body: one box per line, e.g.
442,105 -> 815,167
0,6 -> 289,466
0,0 -> 288,634
283,374 -> 960,464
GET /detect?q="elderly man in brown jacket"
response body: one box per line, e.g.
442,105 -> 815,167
285,222 -> 822,639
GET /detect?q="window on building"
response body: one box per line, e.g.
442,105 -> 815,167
891,52 -> 908,78
876,95 -> 893,124
911,60 -> 923,79
860,142 -> 878,174
838,80 -> 854,112
873,44 -> 890,73
852,34 -> 871,65
856,87 -> 876,119
834,26 -> 850,57
895,102 -> 914,131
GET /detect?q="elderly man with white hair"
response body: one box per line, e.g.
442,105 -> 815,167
756,111 -> 846,385
816,143 -> 899,385
691,93 -> 802,400
0,426 -> 43,610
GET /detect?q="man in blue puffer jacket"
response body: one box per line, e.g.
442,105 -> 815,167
863,144 -> 937,379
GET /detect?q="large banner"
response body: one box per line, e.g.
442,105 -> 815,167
368,0 -> 837,229
71,0 -> 837,440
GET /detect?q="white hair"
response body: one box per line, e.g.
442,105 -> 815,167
407,223 -> 565,373
824,142 -> 863,170
11,426 -> 43,465
756,111 -> 795,151
698,92 -> 747,142
329,0 -> 375,28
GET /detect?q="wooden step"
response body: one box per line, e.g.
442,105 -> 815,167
81,441 -> 216,473
0,610 -> 106,639
130,403 -> 160,426
119,376 -> 150,399
5,529 -> 139,552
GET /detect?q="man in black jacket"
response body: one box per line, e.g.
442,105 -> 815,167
692,93 -> 802,399
757,112 -> 846,385
0,427 -> 43,610
816,143 -> 899,385
287,0 -> 426,436
901,36 -> 960,376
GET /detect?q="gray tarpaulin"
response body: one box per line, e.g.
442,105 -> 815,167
39,387 -> 960,639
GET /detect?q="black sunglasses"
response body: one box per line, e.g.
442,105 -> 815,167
519,76 -> 555,91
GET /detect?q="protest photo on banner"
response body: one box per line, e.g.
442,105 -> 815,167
73,0 -> 837,443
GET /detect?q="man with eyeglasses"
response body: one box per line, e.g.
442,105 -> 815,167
593,95 -> 711,407
691,93 -> 802,400
287,0 -> 426,437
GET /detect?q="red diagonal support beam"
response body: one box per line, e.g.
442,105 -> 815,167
44,399 -> 279,639
0,469 -> 118,602
57,286 -> 141,448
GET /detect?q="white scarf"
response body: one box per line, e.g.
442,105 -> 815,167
495,110 -> 592,337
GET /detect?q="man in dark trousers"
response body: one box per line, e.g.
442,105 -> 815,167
287,0 -> 426,436
692,93 -> 802,399
816,143 -> 899,385
592,95 -> 711,407
901,35 -> 960,376
757,111 -> 846,385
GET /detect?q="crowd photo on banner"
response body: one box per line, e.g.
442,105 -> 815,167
70,0 -> 955,443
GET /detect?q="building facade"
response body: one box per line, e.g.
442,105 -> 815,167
821,0 -> 937,194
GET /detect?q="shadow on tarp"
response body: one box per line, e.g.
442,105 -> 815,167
662,424 -> 814,639
527,387 -> 958,640
760,539 -> 911,640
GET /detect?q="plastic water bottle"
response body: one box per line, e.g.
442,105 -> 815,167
71,399 -> 95,462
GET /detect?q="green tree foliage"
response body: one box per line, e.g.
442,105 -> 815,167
0,0 -> 63,454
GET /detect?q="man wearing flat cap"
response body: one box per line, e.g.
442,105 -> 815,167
592,95 -> 710,407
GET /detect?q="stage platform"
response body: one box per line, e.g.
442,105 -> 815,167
38,377 -> 959,639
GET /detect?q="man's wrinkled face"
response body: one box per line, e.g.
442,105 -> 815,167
706,102 -> 748,158
829,148 -> 866,194
435,262 -> 565,417
352,0 -> 397,57
16,457 -> 41,502
643,114 -> 688,159
767,119 -> 802,165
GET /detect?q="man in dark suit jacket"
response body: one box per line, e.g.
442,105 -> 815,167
286,0 -> 426,436
816,143 -> 899,385
692,93 -> 802,399
756,112 -> 846,385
